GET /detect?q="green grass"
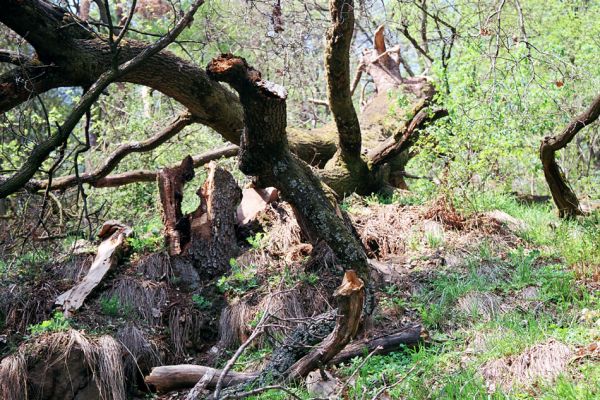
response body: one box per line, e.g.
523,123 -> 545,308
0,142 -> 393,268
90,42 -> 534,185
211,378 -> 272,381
241,191 -> 600,400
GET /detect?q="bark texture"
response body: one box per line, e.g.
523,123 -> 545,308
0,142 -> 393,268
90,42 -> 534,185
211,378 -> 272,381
540,94 -> 600,218
206,53 -> 369,382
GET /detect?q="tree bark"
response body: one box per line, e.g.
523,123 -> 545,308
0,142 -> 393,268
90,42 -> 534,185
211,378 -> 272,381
206,53 -> 369,382
143,325 -> 425,392
158,157 -> 241,279
145,365 -> 258,393
540,94 -> 600,218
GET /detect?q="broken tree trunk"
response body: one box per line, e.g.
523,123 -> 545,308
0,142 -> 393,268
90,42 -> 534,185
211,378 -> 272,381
206,53 -> 369,381
328,323 -> 424,365
540,93 -> 600,218
287,270 -> 365,380
55,220 -> 132,316
159,158 -> 242,280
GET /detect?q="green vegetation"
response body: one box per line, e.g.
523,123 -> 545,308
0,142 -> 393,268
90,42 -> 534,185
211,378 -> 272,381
217,259 -> 259,295
28,311 -> 70,336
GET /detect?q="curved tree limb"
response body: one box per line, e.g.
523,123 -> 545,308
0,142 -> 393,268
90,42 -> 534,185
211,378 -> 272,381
206,53 -> 370,383
540,93 -> 600,218
325,0 -> 362,159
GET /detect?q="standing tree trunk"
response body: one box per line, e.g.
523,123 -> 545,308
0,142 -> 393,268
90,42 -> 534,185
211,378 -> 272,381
540,94 -> 600,218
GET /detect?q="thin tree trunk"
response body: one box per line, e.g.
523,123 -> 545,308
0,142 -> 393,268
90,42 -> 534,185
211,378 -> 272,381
540,94 -> 600,218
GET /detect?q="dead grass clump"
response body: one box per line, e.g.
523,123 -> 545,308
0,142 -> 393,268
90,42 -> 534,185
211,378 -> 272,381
0,353 -> 27,400
258,289 -> 306,344
218,298 -> 254,349
480,340 -> 572,391
105,277 -> 167,323
260,202 -> 305,259
423,197 -> 465,230
116,325 -> 160,388
0,281 -> 59,334
351,203 -> 415,259
133,251 -> 171,280
167,306 -> 205,359
51,254 -> 94,281
0,330 -> 126,400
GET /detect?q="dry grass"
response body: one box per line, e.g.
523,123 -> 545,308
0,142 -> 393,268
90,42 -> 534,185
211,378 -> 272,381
456,292 -> 503,321
480,340 -> 572,391
105,277 -> 167,322
0,330 -> 126,400
116,325 -> 160,387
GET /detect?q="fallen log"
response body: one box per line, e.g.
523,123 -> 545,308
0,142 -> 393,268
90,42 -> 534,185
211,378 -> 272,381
55,220 -> 132,316
145,365 -> 258,393
328,324 -> 425,365
144,325 -> 424,392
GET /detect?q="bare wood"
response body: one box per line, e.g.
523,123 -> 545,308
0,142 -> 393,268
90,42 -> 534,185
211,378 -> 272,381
55,220 -> 132,316
540,94 -> 600,218
145,365 -> 258,393
287,270 -> 365,379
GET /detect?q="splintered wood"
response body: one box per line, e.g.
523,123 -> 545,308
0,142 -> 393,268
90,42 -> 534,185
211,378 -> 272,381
55,220 -> 132,316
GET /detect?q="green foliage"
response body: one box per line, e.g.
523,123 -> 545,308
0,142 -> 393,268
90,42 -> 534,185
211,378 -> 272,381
217,259 -> 259,295
191,294 -> 212,310
246,232 -> 267,250
127,217 -> 164,254
99,295 -> 121,317
28,311 -> 70,336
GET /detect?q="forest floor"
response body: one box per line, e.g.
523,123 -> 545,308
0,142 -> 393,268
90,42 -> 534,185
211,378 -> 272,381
0,191 -> 599,399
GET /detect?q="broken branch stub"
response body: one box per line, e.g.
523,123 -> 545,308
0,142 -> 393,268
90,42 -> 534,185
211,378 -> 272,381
55,220 -> 132,316
287,270 -> 365,379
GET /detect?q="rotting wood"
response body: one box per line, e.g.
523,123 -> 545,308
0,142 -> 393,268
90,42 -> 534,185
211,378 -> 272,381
55,220 -> 132,317
158,156 -> 195,256
159,158 -> 241,279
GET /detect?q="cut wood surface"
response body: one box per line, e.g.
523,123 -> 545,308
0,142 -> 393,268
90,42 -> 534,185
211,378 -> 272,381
55,221 -> 132,316
287,270 -> 365,379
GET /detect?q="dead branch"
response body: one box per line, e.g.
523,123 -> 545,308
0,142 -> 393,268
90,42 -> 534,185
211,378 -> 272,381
287,270 -> 365,380
55,220 -> 132,316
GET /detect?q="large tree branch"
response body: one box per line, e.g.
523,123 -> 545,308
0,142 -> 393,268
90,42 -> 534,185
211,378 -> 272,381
325,0 -> 362,159
0,0 -> 206,198
540,93 -> 600,218
0,0 -> 336,166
